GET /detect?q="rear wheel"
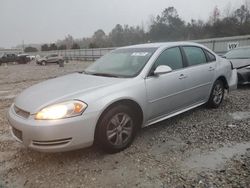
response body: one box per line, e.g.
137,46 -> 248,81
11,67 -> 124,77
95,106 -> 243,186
207,79 -> 225,108
41,61 -> 46,66
95,105 -> 138,153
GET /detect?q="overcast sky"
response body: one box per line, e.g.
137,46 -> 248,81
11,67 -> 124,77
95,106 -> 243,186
0,0 -> 245,48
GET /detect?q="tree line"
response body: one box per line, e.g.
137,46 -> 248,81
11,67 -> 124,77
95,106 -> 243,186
24,2 -> 250,52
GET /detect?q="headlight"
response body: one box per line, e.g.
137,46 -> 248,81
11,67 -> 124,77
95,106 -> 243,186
35,100 -> 87,120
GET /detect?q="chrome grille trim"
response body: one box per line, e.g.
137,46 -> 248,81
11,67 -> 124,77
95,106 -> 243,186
32,138 -> 72,147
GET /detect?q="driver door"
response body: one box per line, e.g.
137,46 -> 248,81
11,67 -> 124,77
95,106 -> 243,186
145,47 -> 189,123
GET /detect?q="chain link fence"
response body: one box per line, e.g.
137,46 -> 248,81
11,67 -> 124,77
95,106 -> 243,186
2,35 -> 250,61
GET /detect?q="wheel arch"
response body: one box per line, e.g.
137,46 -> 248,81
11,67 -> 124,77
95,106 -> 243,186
41,60 -> 47,65
94,99 -> 144,141
216,75 -> 229,90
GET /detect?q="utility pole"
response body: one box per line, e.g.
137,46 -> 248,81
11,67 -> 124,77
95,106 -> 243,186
22,40 -> 24,53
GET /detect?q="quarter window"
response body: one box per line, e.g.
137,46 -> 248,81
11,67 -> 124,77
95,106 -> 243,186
205,50 -> 216,62
154,47 -> 183,70
183,46 -> 207,66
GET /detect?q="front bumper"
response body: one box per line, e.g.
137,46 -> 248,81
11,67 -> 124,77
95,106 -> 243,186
228,69 -> 238,91
7,104 -> 98,152
237,68 -> 250,85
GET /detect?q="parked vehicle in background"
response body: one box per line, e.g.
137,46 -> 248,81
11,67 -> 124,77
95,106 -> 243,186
17,54 -> 31,64
36,54 -> 64,65
0,53 -> 17,65
0,53 -> 3,65
224,46 -> 250,85
27,55 -> 36,61
7,42 -> 237,153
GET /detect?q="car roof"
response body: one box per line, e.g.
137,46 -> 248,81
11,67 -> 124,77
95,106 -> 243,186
18,54 -> 28,56
118,41 -> 204,49
46,53 -> 58,56
5,53 -> 16,55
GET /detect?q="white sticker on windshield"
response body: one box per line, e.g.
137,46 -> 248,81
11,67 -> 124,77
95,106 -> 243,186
131,52 -> 149,56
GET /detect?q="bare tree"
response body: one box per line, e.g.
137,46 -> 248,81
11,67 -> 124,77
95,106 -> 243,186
223,2 -> 233,18
209,6 -> 221,24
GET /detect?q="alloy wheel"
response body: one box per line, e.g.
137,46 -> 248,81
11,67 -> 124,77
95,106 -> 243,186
213,83 -> 223,104
106,113 -> 133,147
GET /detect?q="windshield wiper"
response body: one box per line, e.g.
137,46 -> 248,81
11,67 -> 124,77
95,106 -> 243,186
80,71 -> 119,78
90,73 -> 119,78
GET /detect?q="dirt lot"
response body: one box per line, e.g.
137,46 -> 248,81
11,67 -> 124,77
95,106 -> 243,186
0,61 -> 250,188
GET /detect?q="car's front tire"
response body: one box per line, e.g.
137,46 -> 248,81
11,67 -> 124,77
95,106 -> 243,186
41,61 -> 46,66
58,59 -> 64,63
95,105 -> 138,153
207,79 -> 225,108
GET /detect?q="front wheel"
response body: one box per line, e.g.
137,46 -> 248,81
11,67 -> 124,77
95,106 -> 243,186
95,105 -> 138,153
41,61 -> 46,66
207,80 -> 225,108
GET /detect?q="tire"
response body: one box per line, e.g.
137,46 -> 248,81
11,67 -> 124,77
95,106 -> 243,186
95,105 -> 138,153
207,79 -> 225,108
41,61 -> 46,66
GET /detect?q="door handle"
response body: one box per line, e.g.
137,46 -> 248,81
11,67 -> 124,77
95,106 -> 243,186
209,67 -> 215,71
179,74 -> 187,79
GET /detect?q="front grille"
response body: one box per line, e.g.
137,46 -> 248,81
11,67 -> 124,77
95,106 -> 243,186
12,127 -> 23,141
14,105 -> 30,119
32,138 -> 72,147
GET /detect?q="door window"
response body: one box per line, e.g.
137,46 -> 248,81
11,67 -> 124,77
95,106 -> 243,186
183,46 -> 207,66
153,47 -> 183,70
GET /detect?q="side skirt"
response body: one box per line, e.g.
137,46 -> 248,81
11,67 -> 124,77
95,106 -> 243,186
144,101 -> 206,127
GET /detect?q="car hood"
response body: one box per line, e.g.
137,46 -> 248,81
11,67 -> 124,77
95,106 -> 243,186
229,58 -> 250,69
14,73 -> 125,114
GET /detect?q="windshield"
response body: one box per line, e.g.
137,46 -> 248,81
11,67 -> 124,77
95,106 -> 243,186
85,47 -> 157,77
225,47 -> 250,59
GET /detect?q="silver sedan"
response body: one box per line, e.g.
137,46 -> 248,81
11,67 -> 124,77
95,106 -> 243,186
7,42 -> 238,153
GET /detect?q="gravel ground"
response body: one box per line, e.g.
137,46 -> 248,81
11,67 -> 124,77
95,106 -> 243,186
0,61 -> 249,188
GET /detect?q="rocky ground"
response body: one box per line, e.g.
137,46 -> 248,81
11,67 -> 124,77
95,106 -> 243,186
0,61 -> 249,188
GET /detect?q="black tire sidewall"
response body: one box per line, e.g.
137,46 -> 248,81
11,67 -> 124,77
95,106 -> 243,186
208,80 -> 224,108
95,105 -> 138,153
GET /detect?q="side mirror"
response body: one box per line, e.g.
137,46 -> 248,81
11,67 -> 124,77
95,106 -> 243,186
154,65 -> 172,75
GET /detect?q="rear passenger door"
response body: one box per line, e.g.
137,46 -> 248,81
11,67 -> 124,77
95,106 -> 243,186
181,46 -> 216,105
